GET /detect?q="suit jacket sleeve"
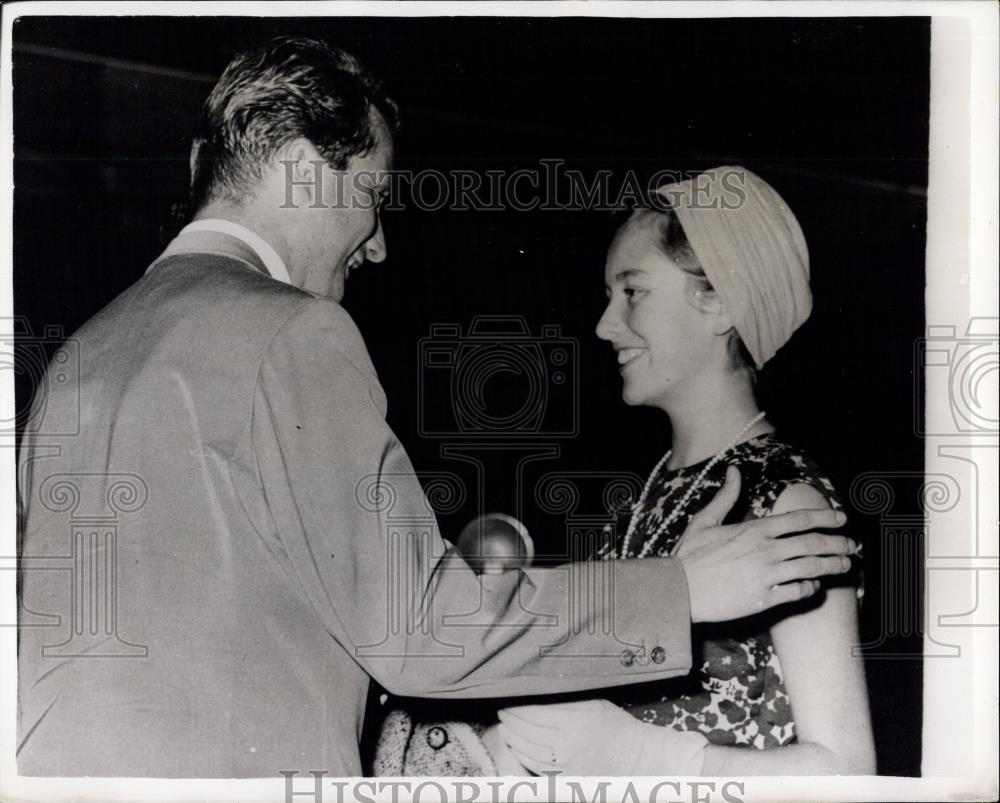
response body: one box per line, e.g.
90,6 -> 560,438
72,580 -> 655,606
235,298 -> 693,698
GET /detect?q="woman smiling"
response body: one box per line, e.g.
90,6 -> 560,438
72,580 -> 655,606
497,167 -> 874,776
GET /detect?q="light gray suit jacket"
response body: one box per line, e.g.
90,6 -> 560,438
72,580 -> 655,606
17,231 -> 693,777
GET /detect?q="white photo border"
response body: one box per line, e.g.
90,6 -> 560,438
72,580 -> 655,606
1,2 -> 996,801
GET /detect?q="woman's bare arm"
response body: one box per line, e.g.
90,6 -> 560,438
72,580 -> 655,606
700,483 -> 875,775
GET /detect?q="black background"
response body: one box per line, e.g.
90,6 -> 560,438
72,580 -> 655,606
12,15 -> 928,776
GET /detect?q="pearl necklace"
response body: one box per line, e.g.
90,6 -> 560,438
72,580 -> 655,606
618,411 -> 768,560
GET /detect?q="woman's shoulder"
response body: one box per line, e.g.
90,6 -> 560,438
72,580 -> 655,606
726,434 -> 841,515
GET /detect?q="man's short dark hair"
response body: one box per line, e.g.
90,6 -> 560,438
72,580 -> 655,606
190,36 -> 399,209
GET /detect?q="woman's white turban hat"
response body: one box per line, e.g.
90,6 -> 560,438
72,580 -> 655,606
655,166 -> 812,368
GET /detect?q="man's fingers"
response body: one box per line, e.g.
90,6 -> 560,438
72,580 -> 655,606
776,532 -> 856,560
768,579 -> 822,606
686,466 -> 741,532
769,555 -> 851,585
754,508 -> 848,540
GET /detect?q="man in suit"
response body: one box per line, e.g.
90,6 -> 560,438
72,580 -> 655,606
16,37 -> 854,777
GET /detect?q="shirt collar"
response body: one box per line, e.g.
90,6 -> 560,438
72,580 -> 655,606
179,219 -> 292,286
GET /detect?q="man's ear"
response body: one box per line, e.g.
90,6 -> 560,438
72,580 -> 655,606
280,138 -> 324,173
274,137 -> 325,208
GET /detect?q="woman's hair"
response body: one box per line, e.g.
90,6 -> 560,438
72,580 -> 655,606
628,206 -> 757,376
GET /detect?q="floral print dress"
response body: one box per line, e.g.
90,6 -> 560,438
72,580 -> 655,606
598,433 -> 847,749
374,433 -> 851,772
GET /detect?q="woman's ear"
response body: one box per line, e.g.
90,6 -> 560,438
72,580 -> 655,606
694,289 -> 735,335
710,305 -> 737,337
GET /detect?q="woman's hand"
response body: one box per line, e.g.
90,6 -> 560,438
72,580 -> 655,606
482,723 -> 531,776
496,700 -> 708,777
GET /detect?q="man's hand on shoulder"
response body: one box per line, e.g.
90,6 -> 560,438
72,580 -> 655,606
675,467 -> 856,623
